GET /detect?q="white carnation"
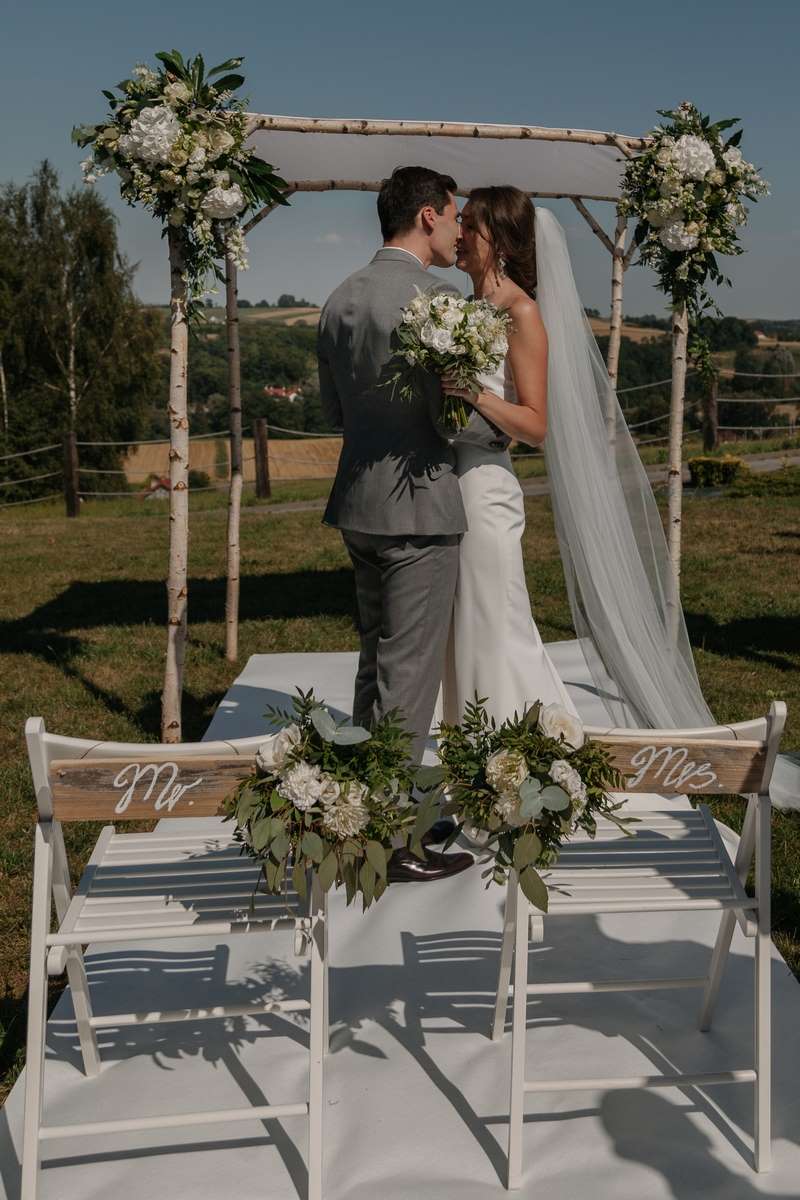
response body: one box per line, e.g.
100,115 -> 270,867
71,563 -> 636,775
117,105 -> 181,165
201,183 -> 246,220
256,723 -> 302,773
658,219 -> 700,252
486,748 -> 529,794
278,760 -> 324,811
538,703 -> 585,750
321,780 -> 370,838
493,791 -> 528,828
672,134 -> 716,181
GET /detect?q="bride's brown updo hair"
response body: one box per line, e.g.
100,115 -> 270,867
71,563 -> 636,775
467,186 -> 537,298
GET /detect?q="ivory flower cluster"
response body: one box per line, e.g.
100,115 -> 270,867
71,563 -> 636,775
73,51 -> 287,309
392,289 -> 512,429
619,102 -> 769,363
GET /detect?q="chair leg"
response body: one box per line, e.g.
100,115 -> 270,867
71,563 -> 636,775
307,879 -> 325,1200
754,795 -> 771,1172
492,877 -> 517,1041
507,882 -> 527,1190
65,948 -> 101,1077
21,826 -> 53,1200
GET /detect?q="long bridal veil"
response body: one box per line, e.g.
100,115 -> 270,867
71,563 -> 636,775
534,206 -> 714,729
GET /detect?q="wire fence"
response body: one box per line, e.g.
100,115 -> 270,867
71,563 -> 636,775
3,368 -> 799,512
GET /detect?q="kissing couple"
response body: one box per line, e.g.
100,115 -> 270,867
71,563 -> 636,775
316,166 -> 710,882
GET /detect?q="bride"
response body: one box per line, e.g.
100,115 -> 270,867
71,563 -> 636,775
441,186 -> 713,733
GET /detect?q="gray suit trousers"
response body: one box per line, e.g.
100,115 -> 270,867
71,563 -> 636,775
343,531 -> 460,764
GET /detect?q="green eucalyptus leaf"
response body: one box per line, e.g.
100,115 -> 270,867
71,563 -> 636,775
518,865 -> 549,912
317,850 -> 338,892
365,840 -> 388,880
331,724 -> 371,745
310,706 -> 338,741
271,832 -> 290,861
360,859 -> 376,904
512,831 -> 543,871
250,814 -> 273,851
519,777 -> 542,801
292,860 -> 308,901
541,785 -> 570,813
270,789 -> 287,812
301,831 -> 325,864
415,764 -> 446,789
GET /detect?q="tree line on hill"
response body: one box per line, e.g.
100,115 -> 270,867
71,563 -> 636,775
1,164 -> 795,501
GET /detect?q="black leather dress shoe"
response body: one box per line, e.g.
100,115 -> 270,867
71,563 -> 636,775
387,846 -> 473,883
422,817 -> 457,847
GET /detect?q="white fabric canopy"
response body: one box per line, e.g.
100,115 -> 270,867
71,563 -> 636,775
245,115 -> 644,201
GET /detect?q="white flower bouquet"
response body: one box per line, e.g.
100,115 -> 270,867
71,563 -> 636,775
421,697 -> 629,911
390,289 -> 512,430
72,50 -> 288,312
619,101 -> 769,370
223,690 -> 421,908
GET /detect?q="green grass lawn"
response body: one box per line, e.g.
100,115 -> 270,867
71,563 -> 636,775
1,488 -> 799,1101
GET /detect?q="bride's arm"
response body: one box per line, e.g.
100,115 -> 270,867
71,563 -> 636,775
442,299 -> 548,445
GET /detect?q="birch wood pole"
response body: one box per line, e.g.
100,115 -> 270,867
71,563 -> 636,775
224,248 -> 243,662
666,302 -> 689,644
162,228 -> 190,743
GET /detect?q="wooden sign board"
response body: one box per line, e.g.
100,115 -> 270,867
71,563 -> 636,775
49,755 -> 256,821
598,736 -> 766,795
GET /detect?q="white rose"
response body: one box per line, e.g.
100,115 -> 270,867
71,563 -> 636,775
188,145 -> 207,168
420,320 -> 438,347
538,703 -> 585,750
486,748 -> 529,794
163,81 -> 192,106
723,146 -> 744,171
317,773 -> 341,807
431,327 -> 454,352
672,134 -> 715,181
207,128 -> 236,160
278,760 -> 324,810
493,791 -> 529,828
201,183 -> 246,220
256,723 -> 301,772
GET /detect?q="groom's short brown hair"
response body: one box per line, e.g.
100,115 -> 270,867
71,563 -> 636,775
377,166 -> 457,240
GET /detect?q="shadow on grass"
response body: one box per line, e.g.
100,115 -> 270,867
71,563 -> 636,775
685,612 -> 800,672
1,567 -> 357,739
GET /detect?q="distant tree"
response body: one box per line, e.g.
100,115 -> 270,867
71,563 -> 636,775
277,293 -> 296,308
236,298 -> 252,308
697,315 -> 757,351
255,299 -> 271,307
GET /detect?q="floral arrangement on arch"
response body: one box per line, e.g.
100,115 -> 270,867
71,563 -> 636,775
421,697 -> 629,911
389,290 -> 512,429
223,691 -> 426,909
619,101 -> 769,369
72,49 -> 288,308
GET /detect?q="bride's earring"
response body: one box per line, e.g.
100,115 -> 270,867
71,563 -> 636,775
495,254 -> 507,284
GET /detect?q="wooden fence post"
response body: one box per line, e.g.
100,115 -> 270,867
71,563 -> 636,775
63,431 -> 79,518
702,374 -> 719,453
254,418 -> 271,499
224,251 -> 243,663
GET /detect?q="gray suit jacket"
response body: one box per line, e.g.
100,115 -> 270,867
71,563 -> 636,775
317,248 -> 468,536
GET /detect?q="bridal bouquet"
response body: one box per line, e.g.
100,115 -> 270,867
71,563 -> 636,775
223,690 -> 419,909
389,290 -> 512,430
421,697 -> 628,911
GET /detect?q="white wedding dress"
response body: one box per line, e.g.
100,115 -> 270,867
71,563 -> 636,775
441,355 -> 578,727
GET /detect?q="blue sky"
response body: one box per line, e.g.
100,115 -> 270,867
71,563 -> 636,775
2,0 -> 797,316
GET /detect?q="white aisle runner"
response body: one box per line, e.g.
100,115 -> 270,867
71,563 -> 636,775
2,645 -> 799,1199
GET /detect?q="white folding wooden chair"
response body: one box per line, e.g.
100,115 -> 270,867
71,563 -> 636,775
491,702 -> 786,1188
22,718 -> 328,1200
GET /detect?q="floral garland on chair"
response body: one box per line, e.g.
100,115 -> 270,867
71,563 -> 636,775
619,102 -> 769,371
72,49 -> 288,312
223,691 -> 424,909
423,698 -> 629,912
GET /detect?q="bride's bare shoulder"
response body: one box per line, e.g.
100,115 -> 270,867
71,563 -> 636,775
507,289 -> 545,337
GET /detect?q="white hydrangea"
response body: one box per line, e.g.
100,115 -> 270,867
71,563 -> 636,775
118,105 -> 181,165
278,761 -> 324,811
659,219 -> 700,252
672,134 -> 716,181
321,780 -> 370,838
538,703 -> 585,750
486,748 -> 529,794
201,183 -> 246,219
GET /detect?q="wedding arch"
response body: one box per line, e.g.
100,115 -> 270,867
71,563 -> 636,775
78,61 -> 762,741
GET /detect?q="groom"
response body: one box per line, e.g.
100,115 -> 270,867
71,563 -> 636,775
317,166 -> 471,883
